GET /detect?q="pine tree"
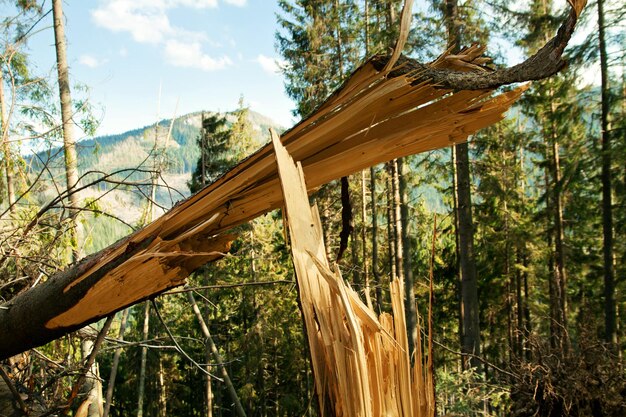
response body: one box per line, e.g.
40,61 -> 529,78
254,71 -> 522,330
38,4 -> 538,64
189,114 -> 231,193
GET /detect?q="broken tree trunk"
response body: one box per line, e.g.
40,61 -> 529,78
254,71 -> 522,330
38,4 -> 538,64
0,0 -> 585,359
272,128 -> 434,416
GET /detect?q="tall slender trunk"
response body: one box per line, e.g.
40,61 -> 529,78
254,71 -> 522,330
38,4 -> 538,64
391,160 -> 403,281
445,0 -> 461,51
0,71 -> 15,214
451,147 -> 463,370
81,336 -> 104,417
361,170 -> 373,309
205,346 -> 213,417
398,158 -> 417,357
550,138 -> 568,344
386,167 -> 396,280
597,0 -> 616,346
187,292 -> 247,417
547,95 -> 568,351
445,0 -> 480,368
158,357 -> 167,417
543,166 -> 559,348
456,141 -> 480,367
370,166 -> 382,312
103,309 -> 130,417
136,302 -> 150,417
53,0 -> 82,262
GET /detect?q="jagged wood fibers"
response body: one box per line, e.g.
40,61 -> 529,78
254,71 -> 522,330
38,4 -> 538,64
0,0 -> 586,359
273,128 -> 434,416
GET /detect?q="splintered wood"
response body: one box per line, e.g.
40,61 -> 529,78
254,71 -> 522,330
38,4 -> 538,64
272,129 -> 434,417
1,48 -> 527,358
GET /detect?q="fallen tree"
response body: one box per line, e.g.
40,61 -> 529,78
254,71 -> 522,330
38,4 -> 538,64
0,0 -> 585,360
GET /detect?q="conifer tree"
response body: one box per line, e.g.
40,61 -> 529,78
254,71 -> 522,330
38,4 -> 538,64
189,114 -> 231,193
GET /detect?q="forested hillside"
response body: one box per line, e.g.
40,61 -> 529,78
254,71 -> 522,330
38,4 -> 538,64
1,1 -> 624,416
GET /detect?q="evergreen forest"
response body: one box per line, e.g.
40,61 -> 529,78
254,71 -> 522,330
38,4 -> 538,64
0,0 -> 625,416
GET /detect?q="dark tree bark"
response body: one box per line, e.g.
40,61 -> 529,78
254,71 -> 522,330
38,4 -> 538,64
444,0 -> 481,368
371,0 -> 585,91
398,158 -> 418,357
370,166 -> 383,313
598,0 -> 616,346
455,140 -> 481,366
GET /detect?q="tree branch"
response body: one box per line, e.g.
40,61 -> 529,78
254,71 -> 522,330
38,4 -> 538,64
372,0 -> 586,90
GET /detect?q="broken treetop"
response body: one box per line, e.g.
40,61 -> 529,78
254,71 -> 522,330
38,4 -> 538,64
0,0 -> 586,359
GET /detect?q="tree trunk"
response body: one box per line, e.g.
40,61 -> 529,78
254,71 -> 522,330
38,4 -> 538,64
80,335 -> 104,417
597,0 -> 616,346
205,346 -> 213,417
158,356 -> 167,417
136,302 -> 150,417
445,0 -> 481,369
548,97 -> 568,351
0,71 -> 15,214
391,160 -> 403,281
386,167 -> 396,281
53,0 -> 82,262
361,170 -> 373,309
370,166 -> 382,312
398,157 -> 417,357
456,141 -> 480,367
187,291 -> 247,417
451,147 -> 464,370
103,309 -> 130,417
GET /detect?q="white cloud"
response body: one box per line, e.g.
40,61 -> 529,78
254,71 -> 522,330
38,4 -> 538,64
165,40 -> 232,71
92,1 -> 173,44
171,0 -> 219,8
256,54 -> 287,75
91,0 -> 239,71
224,0 -> 247,6
79,54 -> 106,68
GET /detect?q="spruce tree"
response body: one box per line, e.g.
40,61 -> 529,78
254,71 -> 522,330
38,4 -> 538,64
189,114 -> 231,193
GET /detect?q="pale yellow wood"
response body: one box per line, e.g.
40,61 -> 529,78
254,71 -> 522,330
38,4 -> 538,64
273,128 -> 436,416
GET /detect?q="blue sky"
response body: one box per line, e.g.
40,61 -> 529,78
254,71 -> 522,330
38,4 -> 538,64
15,0 -> 605,139
24,0 -> 297,136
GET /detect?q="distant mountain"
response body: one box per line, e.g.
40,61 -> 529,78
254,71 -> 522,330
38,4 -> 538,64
24,110 -> 284,253
77,109 -> 284,180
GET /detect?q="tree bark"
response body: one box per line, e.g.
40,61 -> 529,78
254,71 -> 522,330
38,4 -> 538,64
361,170 -> 373,309
103,309 -> 130,417
391,160 -> 403,281
371,0 -> 584,91
597,0 -> 616,346
455,141 -> 481,367
444,0 -> 481,369
398,157 -> 418,357
370,166 -> 382,312
0,70 -> 15,214
386,167 -> 396,281
136,302 -> 150,417
547,95 -> 569,352
158,356 -> 167,417
53,0 -> 82,262
80,336 -> 104,417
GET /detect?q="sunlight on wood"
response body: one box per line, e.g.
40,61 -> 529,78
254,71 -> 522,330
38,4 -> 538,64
272,129 -> 435,416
